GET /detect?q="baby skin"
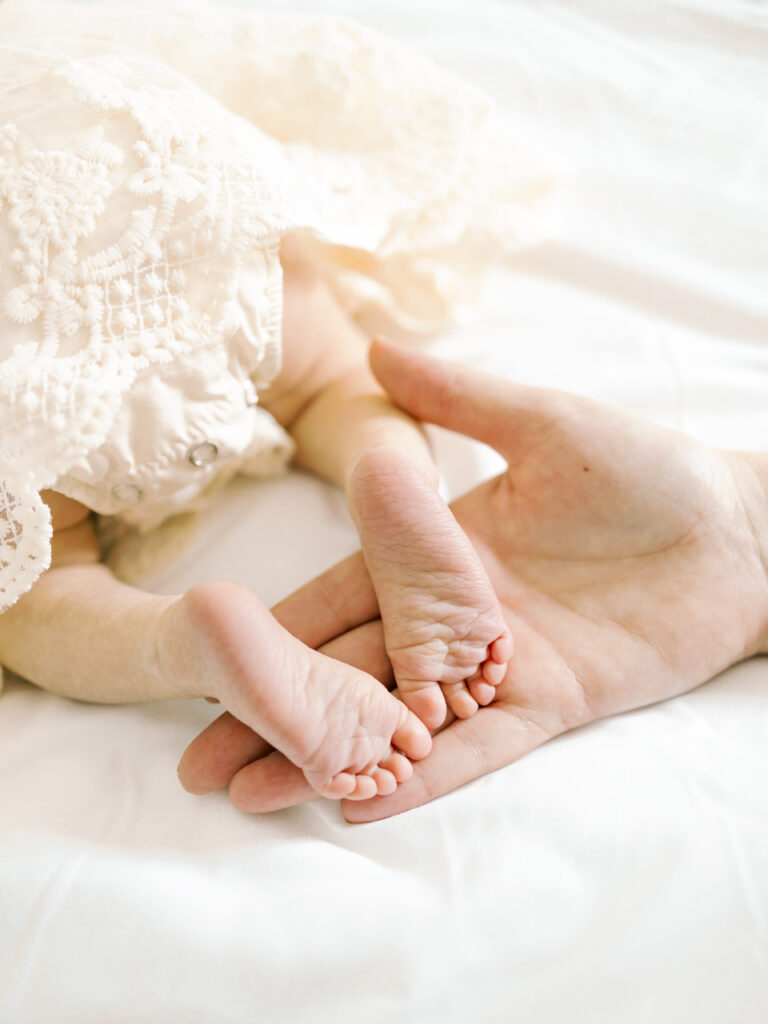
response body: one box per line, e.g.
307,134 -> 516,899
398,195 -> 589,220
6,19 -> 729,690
348,447 -> 512,729
269,246 -> 512,730
0,245 -> 510,801
169,581 -> 430,799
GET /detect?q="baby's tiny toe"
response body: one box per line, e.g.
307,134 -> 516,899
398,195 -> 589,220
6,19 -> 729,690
371,767 -> 397,796
443,682 -> 478,720
392,706 -> 432,761
318,771 -> 357,799
397,681 -> 446,732
482,659 -> 507,687
490,633 -> 513,663
469,678 -> 496,706
345,774 -> 379,801
380,752 -> 413,784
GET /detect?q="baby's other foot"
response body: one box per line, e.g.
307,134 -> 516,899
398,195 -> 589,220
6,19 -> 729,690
168,582 -> 431,800
349,448 -> 512,730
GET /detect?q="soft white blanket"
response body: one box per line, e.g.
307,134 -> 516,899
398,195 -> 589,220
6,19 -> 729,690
1,2 -> 767,1022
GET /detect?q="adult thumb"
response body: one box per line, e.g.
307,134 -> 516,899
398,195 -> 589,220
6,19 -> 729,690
369,338 -> 550,459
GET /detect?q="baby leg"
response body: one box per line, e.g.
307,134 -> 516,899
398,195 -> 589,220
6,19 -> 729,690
251,263 -> 510,731
0,560 -> 428,800
349,448 -> 512,730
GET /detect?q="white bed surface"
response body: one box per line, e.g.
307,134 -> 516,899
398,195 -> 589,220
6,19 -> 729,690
1,1 -> 767,1022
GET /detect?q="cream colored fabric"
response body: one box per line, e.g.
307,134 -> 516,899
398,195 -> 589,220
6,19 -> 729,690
0,0 -> 556,613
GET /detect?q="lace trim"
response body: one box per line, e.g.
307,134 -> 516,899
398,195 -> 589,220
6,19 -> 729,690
0,480 -> 52,609
0,45 -> 293,610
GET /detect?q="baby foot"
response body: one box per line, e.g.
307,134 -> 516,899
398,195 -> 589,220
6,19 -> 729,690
349,448 -> 512,731
167,581 -> 431,800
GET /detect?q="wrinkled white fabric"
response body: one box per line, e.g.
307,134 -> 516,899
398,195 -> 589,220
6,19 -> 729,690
1,2 -> 767,1022
0,0 -> 557,614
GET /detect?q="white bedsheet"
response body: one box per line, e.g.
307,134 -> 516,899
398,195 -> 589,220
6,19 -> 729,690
1,1 -> 767,1021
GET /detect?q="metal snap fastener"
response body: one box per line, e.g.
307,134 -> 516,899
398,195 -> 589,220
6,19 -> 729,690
187,440 -> 219,467
243,379 -> 259,407
111,483 -> 144,505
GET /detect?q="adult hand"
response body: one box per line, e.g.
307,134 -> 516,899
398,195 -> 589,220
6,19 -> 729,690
179,340 -> 768,821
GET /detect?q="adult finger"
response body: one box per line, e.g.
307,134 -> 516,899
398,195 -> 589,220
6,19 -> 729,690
271,551 -> 378,649
342,704 -> 553,823
369,337 -> 560,462
177,711 -> 272,794
229,750 -> 316,812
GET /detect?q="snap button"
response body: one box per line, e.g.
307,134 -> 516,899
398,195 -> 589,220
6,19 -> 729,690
111,483 -> 144,505
243,379 -> 259,407
187,440 -> 219,467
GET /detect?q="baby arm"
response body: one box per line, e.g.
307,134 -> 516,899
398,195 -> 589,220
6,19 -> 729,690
263,258 -> 511,728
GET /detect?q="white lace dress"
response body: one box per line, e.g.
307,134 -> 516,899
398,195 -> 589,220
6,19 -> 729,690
0,0 -> 556,617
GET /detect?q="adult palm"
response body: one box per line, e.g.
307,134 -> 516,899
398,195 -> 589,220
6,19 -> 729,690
178,340 -> 768,821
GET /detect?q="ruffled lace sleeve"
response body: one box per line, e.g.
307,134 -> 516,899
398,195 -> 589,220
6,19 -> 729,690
0,39 -> 293,614
0,480 -> 52,612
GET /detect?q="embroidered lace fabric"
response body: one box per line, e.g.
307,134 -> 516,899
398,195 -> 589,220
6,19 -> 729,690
0,0 -> 558,619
